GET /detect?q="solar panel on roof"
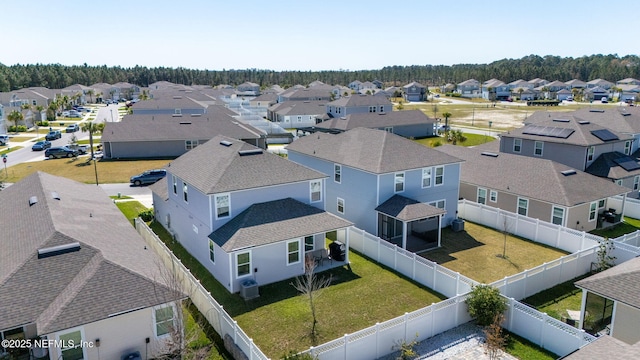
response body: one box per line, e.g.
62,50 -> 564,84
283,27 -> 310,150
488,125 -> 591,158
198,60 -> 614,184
591,129 -> 619,142
613,157 -> 640,171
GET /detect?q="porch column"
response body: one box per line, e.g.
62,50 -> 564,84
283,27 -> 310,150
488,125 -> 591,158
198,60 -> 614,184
402,221 -> 407,249
578,290 -> 588,330
437,214 -> 443,248
344,227 -> 350,264
621,193 -> 627,217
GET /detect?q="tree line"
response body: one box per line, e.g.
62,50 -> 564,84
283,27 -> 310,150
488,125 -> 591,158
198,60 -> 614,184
0,54 -> 638,92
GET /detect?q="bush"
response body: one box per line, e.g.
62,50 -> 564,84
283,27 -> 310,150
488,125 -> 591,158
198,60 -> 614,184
138,209 -> 155,222
37,121 -> 49,127
8,125 -> 28,132
466,285 -> 507,326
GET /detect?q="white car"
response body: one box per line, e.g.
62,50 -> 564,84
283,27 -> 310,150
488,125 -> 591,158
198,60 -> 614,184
0,134 -> 10,146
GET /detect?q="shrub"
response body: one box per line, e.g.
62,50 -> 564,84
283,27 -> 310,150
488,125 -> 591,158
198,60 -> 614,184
37,121 -> 49,127
466,285 -> 507,326
138,209 -> 155,222
8,125 -> 28,132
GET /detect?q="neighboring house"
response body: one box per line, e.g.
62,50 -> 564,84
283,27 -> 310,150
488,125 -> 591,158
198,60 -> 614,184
348,80 -> 364,91
0,104 -> 5,133
267,100 -> 327,128
617,78 -> 640,86
563,334 -> 640,360
237,82 -> 260,96
566,79 -> 587,89
587,78 -> 614,90
151,135 -> 352,293
314,110 -> 436,138
556,88 -> 573,101
585,150 -> 640,198
585,86 -> 610,101
481,79 -> 510,101
0,87 -> 55,108
440,83 -> 456,93
500,112 -> 633,172
0,172 -> 184,360
403,82 -> 427,102
545,80 -> 569,92
434,145 -> 628,231
372,79 -> 384,89
456,79 -> 481,98
248,93 -> 279,117
513,87 -> 536,101
287,128 -> 463,252
574,256 -> 640,346
616,84 -> 640,102
508,79 -> 532,90
325,95 -> 392,118
278,87 -> 333,102
101,111 -> 266,159
131,96 -> 208,115
568,107 -> 640,154
528,78 -> 549,88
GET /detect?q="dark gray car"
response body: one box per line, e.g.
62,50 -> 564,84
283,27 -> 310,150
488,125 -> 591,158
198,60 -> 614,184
130,169 -> 167,186
45,146 -> 79,159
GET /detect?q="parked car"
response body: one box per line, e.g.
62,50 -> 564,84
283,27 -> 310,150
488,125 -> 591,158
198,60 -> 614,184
130,169 -> 167,186
601,98 -> 609,103
45,130 -> 62,141
45,146 -> 79,159
67,144 -> 89,154
32,141 -> 52,151
0,134 -> 10,146
65,123 -> 80,133
68,111 -> 82,118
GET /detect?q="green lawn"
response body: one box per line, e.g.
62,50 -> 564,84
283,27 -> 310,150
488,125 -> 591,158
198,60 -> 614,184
420,222 -> 569,283
413,133 -> 496,148
183,301 -> 231,359
115,200 -> 149,225
505,331 -> 558,360
149,222 -> 445,358
520,274 -> 590,322
590,217 -> 640,238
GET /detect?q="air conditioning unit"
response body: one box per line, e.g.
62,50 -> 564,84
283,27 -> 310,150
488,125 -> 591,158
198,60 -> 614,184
240,279 -> 259,300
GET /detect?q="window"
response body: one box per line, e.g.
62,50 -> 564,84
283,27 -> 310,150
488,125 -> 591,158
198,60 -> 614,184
215,194 -> 230,219
185,140 -> 199,150
513,138 -> 522,153
517,198 -> 528,216
552,206 -> 565,226
422,168 -> 432,188
337,198 -> 345,214
380,106 -> 384,112
384,127 -> 393,133
394,172 -> 404,192
183,183 -> 188,202
477,188 -> 487,204
625,140 -> 631,155
297,116 -> 302,122
172,175 -> 177,194
534,141 -> 544,156
369,106 -> 376,113
310,180 -> 322,202
209,239 -> 215,263
589,202 -> 597,221
598,199 -> 606,209
174,108 -> 181,115
32,100 -> 37,106
287,240 -> 300,265
59,330 -> 84,360
237,252 -> 250,277
428,200 -> 445,209
587,146 -> 595,162
489,190 -> 498,203
155,306 -> 175,337
304,235 -> 314,252
435,166 -> 444,185
635,176 -> 640,191
334,164 -> 341,183
616,179 -> 623,186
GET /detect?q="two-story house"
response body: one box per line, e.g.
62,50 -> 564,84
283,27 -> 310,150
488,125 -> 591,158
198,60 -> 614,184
315,110 -> 436,139
403,82 -> 427,102
456,79 -> 481,98
565,79 -> 587,89
587,78 -> 614,90
278,87 -> 333,103
151,135 -> 352,293
482,79 -> 511,101
131,96 -> 208,116
325,95 -> 392,118
267,100 -> 327,129
236,82 -> 260,96
287,128 -> 463,252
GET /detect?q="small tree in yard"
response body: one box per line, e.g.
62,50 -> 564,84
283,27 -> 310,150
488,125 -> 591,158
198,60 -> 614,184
466,285 -> 507,326
595,237 -> 616,272
392,333 -> 419,360
291,257 -> 332,342
484,314 -> 508,360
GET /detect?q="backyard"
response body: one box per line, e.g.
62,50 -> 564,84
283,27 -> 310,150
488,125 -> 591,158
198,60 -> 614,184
420,222 -> 569,283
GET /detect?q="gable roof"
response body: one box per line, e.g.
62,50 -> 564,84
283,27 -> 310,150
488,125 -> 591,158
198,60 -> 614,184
565,79 -> 587,87
375,194 -> 446,221
434,145 -> 627,206
209,198 -> 352,252
403,81 -> 425,89
131,96 -> 208,111
562,335 -> 640,360
286,127 -> 462,174
586,150 -> 640,179
576,256 -> 640,309
0,172 -> 182,334
315,110 -> 434,132
268,100 -> 327,116
167,135 -> 326,194
327,94 -> 391,108
458,79 -> 479,86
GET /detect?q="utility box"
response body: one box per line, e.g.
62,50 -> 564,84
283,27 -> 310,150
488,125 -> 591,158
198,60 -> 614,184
451,219 -> 465,232
240,279 -> 259,300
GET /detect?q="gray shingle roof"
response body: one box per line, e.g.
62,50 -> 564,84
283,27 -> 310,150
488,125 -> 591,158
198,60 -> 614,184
576,256 -> 640,309
586,151 -> 640,179
286,128 -> 462,174
315,110 -> 434,131
435,145 -> 627,206
167,135 -> 326,194
209,198 -> 352,252
268,100 -> 327,116
326,95 -> 392,108
562,335 -> 640,360
0,172 -> 183,334
375,194 -> 446,221
132,96 -> 208,111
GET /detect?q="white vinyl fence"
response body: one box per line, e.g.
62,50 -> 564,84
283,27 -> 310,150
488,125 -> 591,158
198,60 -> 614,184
135,219 -> 269,360
609,195 -> 640,219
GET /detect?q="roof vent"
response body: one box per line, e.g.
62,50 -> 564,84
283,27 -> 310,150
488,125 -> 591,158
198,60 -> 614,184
172,114 -> 182,117
51,192 -> 60,200
190,114 -> 201,117
179,121 -> 192,125
172,96 -> 182,99
589,109 -> 605,113
622,113 -> 631,117
578,120 -> 590,125
561,169 -> 577,176
29,196 -> 38,206
481,152 -> 499,157
37,242 -> 81,259
553,119 -> 570,123
220,140 -> 232,147
238,149 -> 263,156
378,112 -> 387,115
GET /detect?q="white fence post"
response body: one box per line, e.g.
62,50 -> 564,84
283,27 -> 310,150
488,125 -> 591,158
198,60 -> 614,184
509,298 -> 515,330
375,323 -> 380,358
343,334 -> 349,360
404,312 -> 409,339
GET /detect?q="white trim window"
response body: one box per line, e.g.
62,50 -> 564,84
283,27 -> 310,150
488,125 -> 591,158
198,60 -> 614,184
513,138 -> 522,153
534,141 -> 544,156
215,193 -> 230,219
154,305 -> 175,337
489,190 -> 498,203
209,239 -> 215,263
310,180 -> 322,202
422,168 -> 432,188
517,198 -> 528,216
634,176 -> 639,191
236,252 -> 251,277
587,146 -> 595,162
616,179 -> 623,186
334,164 -> 342,183
429,200 -> 445,209
589,202 -> 597,222
435,166 -> 444,186
185,139 -> 199,150
477,188 -> 487,205
304,235 -> 314,252
394,172 -> 405,193
58,328 -> 85,360
172,175 -> 177,195
183,183 -> 188,203
552,206 -> 565,226
337,197 -> 345,214
625,140 -> 632,155
174,108 -> 182,115
287,240 -> 300,265
598,199 -> 606,209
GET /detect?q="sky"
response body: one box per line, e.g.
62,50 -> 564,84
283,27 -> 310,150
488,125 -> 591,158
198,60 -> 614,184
2,0 -> 638,71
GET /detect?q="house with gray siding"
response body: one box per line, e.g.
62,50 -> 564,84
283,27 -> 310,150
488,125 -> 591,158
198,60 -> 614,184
565,79 -> 587,89
131,96 -> 208,115
267,100 -> 327,129
481,79 -> 511,101
286,128 -> 463,252
236,82 -> 260,96
456,79 -> 481,98
403,82 -> 427,102
278,87 -> 333,102
435,145 -> 627,232
325,95 -> 392,118
587,78 -> 614,90
151,135 -> 352,293
314,110 -> 436,138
